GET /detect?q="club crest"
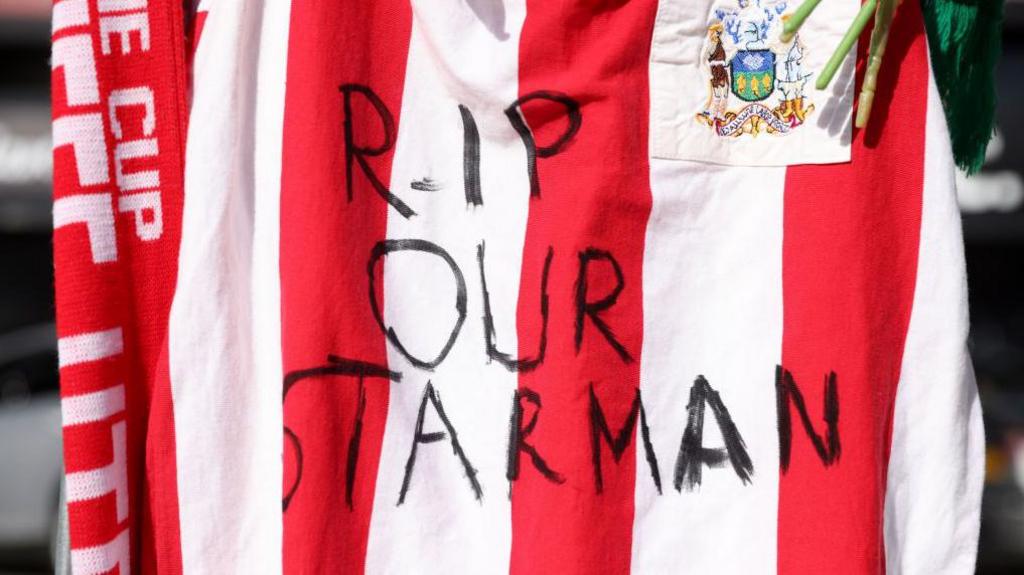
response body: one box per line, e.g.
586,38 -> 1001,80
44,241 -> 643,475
696,0 -> 814,137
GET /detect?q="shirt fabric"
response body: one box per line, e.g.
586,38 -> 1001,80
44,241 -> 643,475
49,0 -> 984,573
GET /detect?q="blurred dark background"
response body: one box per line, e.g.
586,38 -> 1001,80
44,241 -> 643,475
0,0 -> 1022,572
0,1 -> 62,573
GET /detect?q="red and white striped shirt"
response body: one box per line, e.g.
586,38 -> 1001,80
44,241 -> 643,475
50,0 -> 983,573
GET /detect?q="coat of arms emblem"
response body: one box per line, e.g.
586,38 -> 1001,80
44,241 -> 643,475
732,50 -> 775,102
697,0 -> 814,137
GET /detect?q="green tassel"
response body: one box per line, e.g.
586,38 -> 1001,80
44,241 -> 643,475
920,0 -> 1004,174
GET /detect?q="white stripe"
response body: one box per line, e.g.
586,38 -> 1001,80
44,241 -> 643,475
52,113 -> 110,187
882,71 -> 985,575
98,0 -> 148,12
58,327 -> 123,368
61,384 -> 125,426
66,421 -> 129,522
252,0 -> 289,561
51,34 -> 100,107
170,1 -> 287,571
363,2 -> 528,573
113,137 -> 160,192
632,161 -> 783,573
52,0 -> 90,34
53,194 -> 118,264
70,528 -> 130,575
109,87 -> 156,139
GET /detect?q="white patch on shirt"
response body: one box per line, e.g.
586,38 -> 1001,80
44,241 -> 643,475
649,0 -> 859,166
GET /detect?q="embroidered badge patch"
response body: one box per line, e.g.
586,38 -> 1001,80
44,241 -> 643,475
696,0 -> 814,138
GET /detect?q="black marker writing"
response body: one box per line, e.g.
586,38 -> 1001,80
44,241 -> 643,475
459,104 -> 483,207
575,248 -> 633,364
775,365 -> 840,472
282,355 -> 401,512
674,375 -> 753,491
399,381 -> 483,505
344,378 -> 368,510
504,91 -> 582,198
340,83 -> 415,218
410,177 -> 442,192
507,387 -> 565,491
367,239 -> 468,371
589,384 -> 662,494
283,427 -> 303,512
478,242 -> 553,373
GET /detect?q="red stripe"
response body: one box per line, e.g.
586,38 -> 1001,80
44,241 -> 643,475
509,2 -> 657,574
143,350 -> 184,574
141,2 -> 189,571
279,1 -> 412,572
778,3 -> 929,573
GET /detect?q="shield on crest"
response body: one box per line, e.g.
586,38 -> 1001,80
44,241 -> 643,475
730,49 -> 776,102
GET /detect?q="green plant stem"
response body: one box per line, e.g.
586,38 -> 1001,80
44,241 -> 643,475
781,0 -> 823,42
856,0 -> 900,128
816,0 -> 878,90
